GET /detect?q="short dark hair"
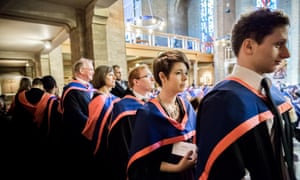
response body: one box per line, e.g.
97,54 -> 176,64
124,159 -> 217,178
231,8 -> 290,56
92,65 -> 113,89
32,77 -> 43,86
113,65 -> 120,70
153,50 -> 190,87
42,75 -> 57,93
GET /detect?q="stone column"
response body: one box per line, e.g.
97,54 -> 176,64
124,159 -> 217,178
70,9 -> 87,64
106,0 -> 127,77
40,54 -> 50,76
213,0 -> 236,82
86,7 -> 109,67
193,61 -> 198,86
86,0 -> 128,77
286,0 -> 299,84
48,46 -> 64,96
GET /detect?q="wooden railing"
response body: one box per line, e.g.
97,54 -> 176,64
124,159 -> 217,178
125,27 -> 214,54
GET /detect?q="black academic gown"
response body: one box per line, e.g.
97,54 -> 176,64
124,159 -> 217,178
60,80 -> 95,175
107,89 -> 145,180
127,96 -> 197,180
43,95 -> 63,166
195,77 -> 296,180
111,80 -> 128,98
8,88 -> 60,175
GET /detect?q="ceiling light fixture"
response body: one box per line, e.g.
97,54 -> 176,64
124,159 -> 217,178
126,15 -> 164,30
44,40 -> 51,50
126,0 -> 165,31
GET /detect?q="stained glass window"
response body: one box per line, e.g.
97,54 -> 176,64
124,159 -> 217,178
200,0 -> 214,54
256,0 -> 277,9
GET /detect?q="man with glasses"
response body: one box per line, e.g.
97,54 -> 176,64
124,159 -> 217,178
107,64 -> 155,180
60,57 -> 95,175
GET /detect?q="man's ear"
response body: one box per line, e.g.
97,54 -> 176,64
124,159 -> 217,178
158,72 -> 166,82
134,79 -> 139,86
79,67 -> 84,74
242,38 -> 255,54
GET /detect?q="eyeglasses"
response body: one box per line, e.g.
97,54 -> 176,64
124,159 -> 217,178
137,74 -> 153,79
82,67 -> 94,71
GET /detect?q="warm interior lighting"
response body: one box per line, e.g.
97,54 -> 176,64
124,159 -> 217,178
44,40 -> 51,49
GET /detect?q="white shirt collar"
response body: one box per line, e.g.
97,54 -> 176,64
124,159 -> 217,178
132,90 -> 148,101
75,77 -> 89,85
229,64 -> 267,91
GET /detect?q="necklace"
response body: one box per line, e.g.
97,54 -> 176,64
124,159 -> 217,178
98,87 -> 110,96
157,94 -> 180,120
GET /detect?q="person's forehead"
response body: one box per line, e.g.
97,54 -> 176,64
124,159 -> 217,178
141,68 -> 150,74
114,67 -> 121,72
262,26 -> 288,43
83,61 -> 93,66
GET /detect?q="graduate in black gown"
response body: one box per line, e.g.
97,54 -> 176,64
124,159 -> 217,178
9,77 -> 61,175
81,65 -> 120,176
60,58 -> 95,175
127,50 -> 197,180
195,8 -> 296,180
107,64 -> 155,180
41,75 -> 63,167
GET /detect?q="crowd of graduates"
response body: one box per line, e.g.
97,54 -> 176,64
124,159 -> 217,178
0,57 -> 299,179
277,82 -> 300,141
0,76 -> 61,174
1,8 -> 300,180
0,52 -> 204,178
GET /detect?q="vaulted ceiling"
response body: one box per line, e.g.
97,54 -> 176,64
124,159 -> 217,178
0,0 -> 117,67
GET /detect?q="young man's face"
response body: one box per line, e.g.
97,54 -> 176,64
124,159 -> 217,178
245,26 -> 290,75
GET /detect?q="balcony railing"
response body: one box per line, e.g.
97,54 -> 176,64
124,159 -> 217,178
125,27 -> 214,54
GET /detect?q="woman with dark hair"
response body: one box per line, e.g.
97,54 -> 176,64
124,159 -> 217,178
8,77 -> 31,114
127,50 -> 197,180
81,65 -> 120,175
17,77 -> 32,93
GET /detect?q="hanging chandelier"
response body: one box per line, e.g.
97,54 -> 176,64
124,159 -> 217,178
126,15 -> 164,30
126,0 -> 165,31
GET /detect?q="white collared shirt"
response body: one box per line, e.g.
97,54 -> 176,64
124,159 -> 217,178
133,90 -> 148,101
229,64 -> 273,135
75,77 -> 89,87
229,64 -> 264,91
